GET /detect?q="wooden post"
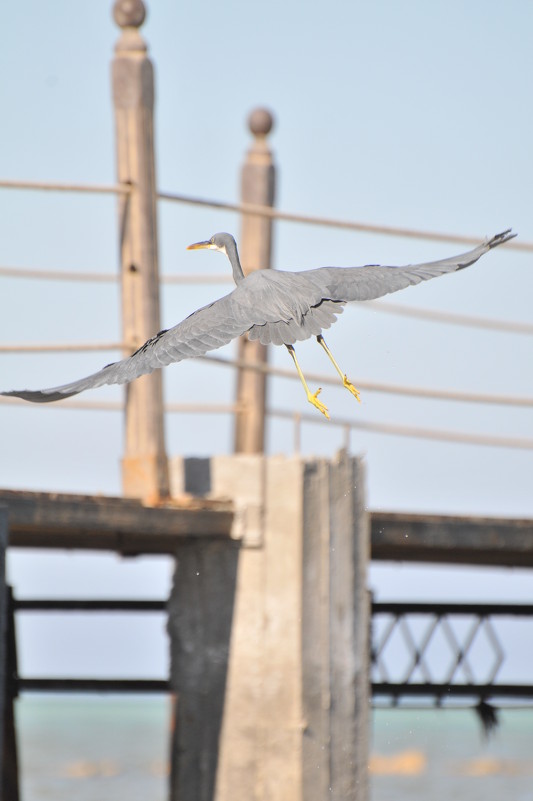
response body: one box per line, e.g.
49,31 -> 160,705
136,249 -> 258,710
234,108 -> 276,454
168,453 -> 370,801
112,0 -> 169,500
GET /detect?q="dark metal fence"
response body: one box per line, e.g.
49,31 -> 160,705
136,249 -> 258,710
11,597 -> 170,694
9,596 -> 533,706
372,601 -> 533,706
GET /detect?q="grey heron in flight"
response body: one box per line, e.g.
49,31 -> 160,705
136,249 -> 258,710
1,229 -> 515,418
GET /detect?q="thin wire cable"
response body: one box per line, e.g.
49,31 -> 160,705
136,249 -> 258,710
0,396 -> 239,415
0,177 -> 530,248
0,343 -> 125,353
0,265 -> 232,284
269,408 -> 533,451
2,264 -> 529,336
1,394 -> 530,451
158,190 -> 533,252
200,354 -> 533,409
366,300 -> 533,336
0,179 -> 131,195
0,265 -> 119,283
1,346 -> 531,407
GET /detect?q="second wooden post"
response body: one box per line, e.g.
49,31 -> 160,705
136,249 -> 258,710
234,108 -> 276,454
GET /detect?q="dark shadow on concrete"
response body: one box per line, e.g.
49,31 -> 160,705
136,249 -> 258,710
168,538 -> 240,801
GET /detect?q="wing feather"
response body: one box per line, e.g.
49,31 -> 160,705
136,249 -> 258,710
303,230 -> 514,302
1,291 -> 255,403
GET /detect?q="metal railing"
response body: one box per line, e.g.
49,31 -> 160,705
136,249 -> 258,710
11,595 -> 533,707
12,597 -> 170,695
372,601 -> 533,707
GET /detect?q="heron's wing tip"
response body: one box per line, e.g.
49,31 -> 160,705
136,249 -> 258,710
0,388 -> 75,403
489,229 -> 516,247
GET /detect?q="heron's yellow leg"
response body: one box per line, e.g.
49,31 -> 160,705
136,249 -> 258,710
286,345 -> 330,420
317,335 -> 361,403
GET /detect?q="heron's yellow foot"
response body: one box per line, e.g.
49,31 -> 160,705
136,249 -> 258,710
308,387 -> 330,419
343,375 -> 361,403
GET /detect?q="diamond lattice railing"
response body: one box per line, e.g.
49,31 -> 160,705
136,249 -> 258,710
369,602 -> 533,705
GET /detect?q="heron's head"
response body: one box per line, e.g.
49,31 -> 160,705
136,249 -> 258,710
187,232 -> 236,256
187,232 -> 244,283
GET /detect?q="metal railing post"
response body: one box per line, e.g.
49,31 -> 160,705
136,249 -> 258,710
111,0 -> 169,499
233,108 -> 276,454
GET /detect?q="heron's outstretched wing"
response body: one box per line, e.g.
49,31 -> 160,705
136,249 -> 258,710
304,229 -> 515,302
1,291 -> 256,403
2,229 -> 515,402
244,229 -> 515,346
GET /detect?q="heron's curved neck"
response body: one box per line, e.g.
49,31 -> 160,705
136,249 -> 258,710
226,239 -> 245,284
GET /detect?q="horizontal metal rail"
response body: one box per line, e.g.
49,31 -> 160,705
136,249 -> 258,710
17,678 -> 170,693
372,602 -> 533,616
12,598 -> 170,694
14,599 -> 166,612
13,599 -> 533,701
372,683 -> 533,699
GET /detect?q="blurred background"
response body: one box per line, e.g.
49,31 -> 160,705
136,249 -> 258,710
0,1 -> 532,799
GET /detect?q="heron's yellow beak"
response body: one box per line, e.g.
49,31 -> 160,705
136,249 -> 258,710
187,240 -> 212,251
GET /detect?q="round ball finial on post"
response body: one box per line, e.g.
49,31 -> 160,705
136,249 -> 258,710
113,0 -> 147,53
113,0 -> 146,28
248,107 -> 275,139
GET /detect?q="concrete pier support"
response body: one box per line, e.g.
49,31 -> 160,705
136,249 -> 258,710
168,452 -> 370,801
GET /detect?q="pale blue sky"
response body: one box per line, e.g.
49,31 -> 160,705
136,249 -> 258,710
0,1 -> 532,679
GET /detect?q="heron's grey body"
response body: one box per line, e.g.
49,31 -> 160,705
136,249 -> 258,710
1,229 -> 515,406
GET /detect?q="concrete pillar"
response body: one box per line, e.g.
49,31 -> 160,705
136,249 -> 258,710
168,453 -> 370,801
112,0 -> 169,500
234,108 -> 276,454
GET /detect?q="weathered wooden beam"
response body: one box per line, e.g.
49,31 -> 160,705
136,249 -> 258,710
2,488 -> 531,565
371,511 -> 533,566
0,490 -> 233,553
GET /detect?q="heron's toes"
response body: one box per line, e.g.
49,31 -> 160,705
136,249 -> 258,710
308,388 -> 330,420
343,375 -> 361,403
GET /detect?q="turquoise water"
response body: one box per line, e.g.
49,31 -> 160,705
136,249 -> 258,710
371,708 -> 533,801
16,696 -> 171,801
14,697 -> 533,800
